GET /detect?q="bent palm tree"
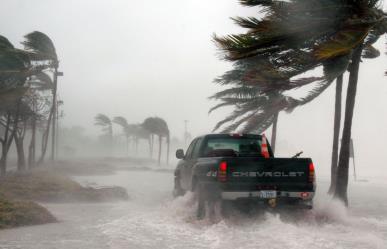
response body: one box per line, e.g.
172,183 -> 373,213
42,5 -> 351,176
0,34 -> 53,172
95,114 -> 113,147
213,0 -> 387,204
113,116 -> 130,155
142,117 -> 170,165
22,31 -> 59,164
209,55 -> 339,152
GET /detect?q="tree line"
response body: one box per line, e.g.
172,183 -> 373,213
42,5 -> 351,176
0,31 -> 61,176
94,114 -> 170,165
210,0 -> 387,205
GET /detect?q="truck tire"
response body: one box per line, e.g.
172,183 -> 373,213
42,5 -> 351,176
195,183 -> 220,220
172,175 -> 185,198
220,200 -> 233,218
195,183 -> 206,219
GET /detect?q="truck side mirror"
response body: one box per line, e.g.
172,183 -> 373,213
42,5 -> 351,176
176,149 -> 185,159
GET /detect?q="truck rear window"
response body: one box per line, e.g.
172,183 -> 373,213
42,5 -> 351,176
202,137 -> 264,157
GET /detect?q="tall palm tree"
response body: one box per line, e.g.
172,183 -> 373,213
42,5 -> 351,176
142,117 -> 157,157
142,117 -> 170,165
22,31 -> 59,163
214,0 -> 386,204
113,116 -> 130,155
333,46 -> 364,205
132,124 -> 151,155
329,19 -> 387,194
95,114 -> 113,147
0,34 -> 52,173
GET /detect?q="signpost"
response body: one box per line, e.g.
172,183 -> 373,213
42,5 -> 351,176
349,138 -> 357,181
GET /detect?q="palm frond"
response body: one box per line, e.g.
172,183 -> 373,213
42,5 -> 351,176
94,114 -> 111,126
314,24 -> 370,60
239,0 -> 273,7
221,110 -> 258,133
28,72 -> 53,90
143,117 -> 169,136
22,31 -> 57,62
208,102 -> 235,114
362,45 -> 380,58
113,116 -> 129,128
0,36 -> 14,50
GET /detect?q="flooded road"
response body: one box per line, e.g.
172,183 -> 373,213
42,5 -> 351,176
0,167 -> 386,249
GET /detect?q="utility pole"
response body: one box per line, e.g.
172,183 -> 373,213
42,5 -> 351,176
350,138 -> 357,181
51,66 -> 63,162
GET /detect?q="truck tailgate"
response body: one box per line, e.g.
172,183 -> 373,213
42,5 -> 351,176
223,157 -> 313,192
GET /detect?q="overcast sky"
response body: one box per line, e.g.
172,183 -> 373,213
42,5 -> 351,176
1,1 -> 387,177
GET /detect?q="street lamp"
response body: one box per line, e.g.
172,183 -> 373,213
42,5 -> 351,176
51,70 -> 64,161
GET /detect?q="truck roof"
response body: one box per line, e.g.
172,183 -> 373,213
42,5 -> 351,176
199,133 -> 264,139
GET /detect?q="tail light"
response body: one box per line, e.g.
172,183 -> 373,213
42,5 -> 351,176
309,162 -> 315,183
218,161 -> 227,182
300,192 -> 310,199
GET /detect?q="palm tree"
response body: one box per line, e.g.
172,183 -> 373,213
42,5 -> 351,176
333,46 -> 364,205
94,114 -> 113,148
132,124 -> 151,155
213,0 -> 387,204
142,117 -> 170,165
0,34 -> 52,173
22,31 -> 59,164
329,19 -> 387,194
113,116 -> 130,155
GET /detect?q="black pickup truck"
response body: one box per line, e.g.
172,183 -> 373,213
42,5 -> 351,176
173,134 -> 316,218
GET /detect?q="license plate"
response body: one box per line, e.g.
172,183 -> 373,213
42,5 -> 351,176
260,190 -> 277,199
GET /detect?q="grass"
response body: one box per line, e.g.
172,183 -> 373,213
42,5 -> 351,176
0,169 -> 129,202
0,194 -> 56,229
0,165 -> 129,229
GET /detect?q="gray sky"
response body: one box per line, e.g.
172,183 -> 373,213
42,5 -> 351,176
1,1 -> 387,177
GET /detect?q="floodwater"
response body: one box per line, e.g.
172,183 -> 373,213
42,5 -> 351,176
0,164 -> 386,249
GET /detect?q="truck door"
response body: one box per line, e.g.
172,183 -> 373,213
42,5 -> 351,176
187,137 -> 204,190
180,138 -> 198,189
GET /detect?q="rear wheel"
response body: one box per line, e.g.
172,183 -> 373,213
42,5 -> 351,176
220,200 -> 233,218
195,183 -> 222,220
195,183 -> 206,219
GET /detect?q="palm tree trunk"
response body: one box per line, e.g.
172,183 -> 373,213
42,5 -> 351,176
0,112 -> 18,175
158,135 -> 162,166
334,46 -> 362,206
271,112 -> 279,154
0,146 -> 8,176
15,136 -> 26,171
148,136 -> 152,158
15,116 -> 27,171
28,115 -> 36,168
328,75 -> 343,194
38,108 -> 53,165
126,135 -> 129,156
0,113 -> 12,176
135,137 -> 139,155
150,134 -> 154,158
